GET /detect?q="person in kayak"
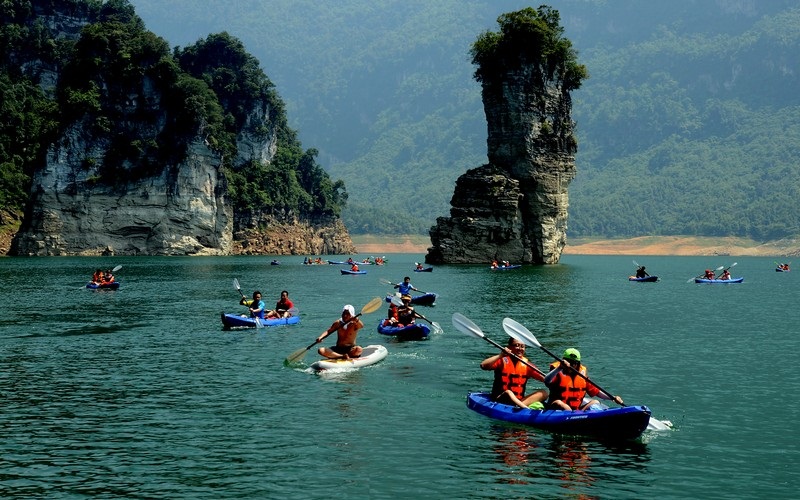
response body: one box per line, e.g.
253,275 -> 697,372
635,266 -> 649,278
350,263 -> 360,272
248,291 -> 266,319
703,269 -> 716,279
396,294 -> 416,327
266,290 -> 294,318
382,301 -> 399,327
718,269 -> 731,280
480,337 -> 548,409
394,276 -> 420,295
544,348 -> 623,411
316,304 -> 364,360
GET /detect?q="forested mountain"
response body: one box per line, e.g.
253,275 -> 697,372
46,1 -> 800,239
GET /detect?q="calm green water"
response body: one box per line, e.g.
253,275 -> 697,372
1,254 -> 797,498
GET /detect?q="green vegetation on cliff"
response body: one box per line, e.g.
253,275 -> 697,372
0,0 -> 346,225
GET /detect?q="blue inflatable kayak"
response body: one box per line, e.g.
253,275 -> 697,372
490,265 -> 521,270
376,319 -> 431,340
86,282 -> 120,290
694,277 -> 743,283
466,392 -> 651,441
221,312 -> 300,329
341,269 -> 367,275
413,266 -> 433,272
384,292 -> 438,306
628,275 -> 658,282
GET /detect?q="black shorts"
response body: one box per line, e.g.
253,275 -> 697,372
330,344 -> 355,355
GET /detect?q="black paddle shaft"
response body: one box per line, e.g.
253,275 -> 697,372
482,336 -> 545,377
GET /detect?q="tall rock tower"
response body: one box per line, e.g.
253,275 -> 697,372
426,6 -> 587,264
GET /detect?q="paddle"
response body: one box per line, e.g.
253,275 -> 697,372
284,296 -> 383,365
233,278 -> 247,301
451,313 -> 544,377
687,265 -> 724,283
380,278 -> 426,294
390,296 -> 442,334
502,317 -> 671,431
111,265 -> 122,273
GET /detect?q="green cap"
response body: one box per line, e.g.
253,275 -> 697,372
563,348 -> 581,361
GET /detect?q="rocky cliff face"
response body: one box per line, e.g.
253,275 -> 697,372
8,3 -> 353,256
426,48 -> 577,265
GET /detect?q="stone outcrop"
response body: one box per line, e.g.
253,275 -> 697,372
426,9 -> 579,265
8,3 -> 353,256
232,216 -> 356,255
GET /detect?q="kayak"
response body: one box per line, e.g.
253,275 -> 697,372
694,277 -> 744,283
220,312 -> 300,329
385,292 -> 438,307
628,275 -> 658,282
466,392 -> 651,441
413,267 -> 433,272
775,267 -> 790,272
270,260 -> 280,265
376,319 -> 431,340
86,282 -> 120,290
310,344 -> 388,372
490,265 -> 521,270
341,269 -> 367,275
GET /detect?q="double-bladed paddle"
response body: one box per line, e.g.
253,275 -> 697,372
284,297 -> 383,365
379,278 -> 426,294
501,317 -> 671,431
451,313 -> 544,377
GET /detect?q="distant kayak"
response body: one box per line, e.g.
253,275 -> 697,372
490,265 -> 521,270
413,267 -> 433,272
341,269 -> 367,275
220,312 -> 300,329
270,260 -> 280,265
310,344 -> 388,372
376,319 -> 431,340
694,277 -> 744,283
628,275 -> 658,282
385,292 -> 438,307
86,282 -> 120,290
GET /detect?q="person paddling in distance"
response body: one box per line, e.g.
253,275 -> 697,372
316,304 -> 364,360
703,268 -> 716,280
543,348 -> 623,411
718,269 -> 731,280
480,337 -> 548,409
394,276 -> 420,295
248,291 -> 266,319
350,262 -> 360,272
266,290 -> 294,318
635,266 -> 649,278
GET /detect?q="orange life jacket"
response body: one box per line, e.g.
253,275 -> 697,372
491,356 -> 532,400
547,362 -> 590,410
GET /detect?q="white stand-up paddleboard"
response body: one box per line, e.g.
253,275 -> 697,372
310,345 -> 388,372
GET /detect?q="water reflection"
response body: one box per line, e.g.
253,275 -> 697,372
487,424 -> 651,496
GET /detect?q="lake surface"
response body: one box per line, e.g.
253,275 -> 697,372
1,254 -> 797,498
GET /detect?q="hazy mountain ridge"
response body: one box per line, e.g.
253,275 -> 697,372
121,1 -> 800,239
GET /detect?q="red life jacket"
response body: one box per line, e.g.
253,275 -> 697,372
547,362 -> 590,410
491,356 -> 532,400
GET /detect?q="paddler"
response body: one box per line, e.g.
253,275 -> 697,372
480,337 -> 548,409
316,304 -> 364,360
544,348 -> 624,411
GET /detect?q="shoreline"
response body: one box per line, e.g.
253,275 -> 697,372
353,235 -> 800,257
